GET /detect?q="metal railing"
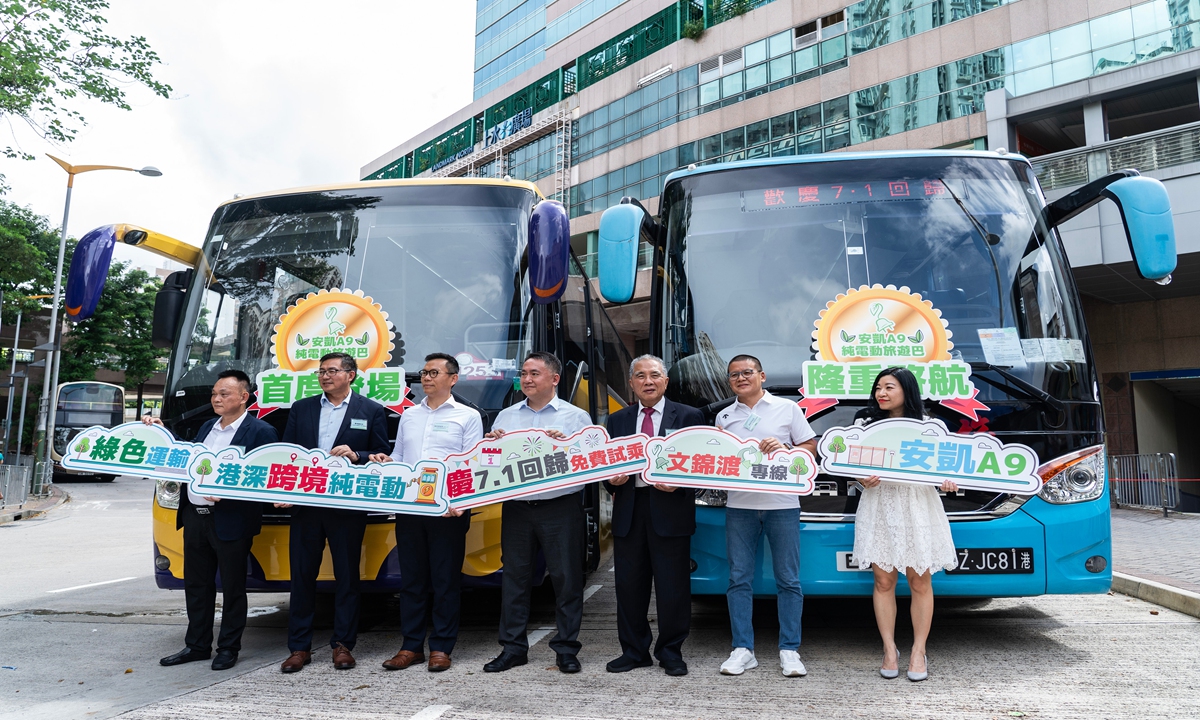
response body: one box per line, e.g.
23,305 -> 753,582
1032,121 -> 1200,191
1110,452 -> 1179,517
0,465 -> 33,510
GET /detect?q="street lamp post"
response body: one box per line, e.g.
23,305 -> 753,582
34,155 -> 161,485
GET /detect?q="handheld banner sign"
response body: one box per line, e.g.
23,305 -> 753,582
444,426 -> 649,510
644,427 -> 817,495
818,418 -> 1042,494
188,443 -> 450,516
60,422 -> 205,482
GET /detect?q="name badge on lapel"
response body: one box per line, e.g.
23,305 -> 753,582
350,418 -> 368,430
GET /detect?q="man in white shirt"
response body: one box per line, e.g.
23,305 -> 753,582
716,354 -> 817,678
481,351 -> 592,675
372,353 -> 483,673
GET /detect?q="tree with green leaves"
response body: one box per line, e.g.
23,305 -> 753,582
0,199 -> 69,322
59,260 -> 165,388
0,0 -> 171,161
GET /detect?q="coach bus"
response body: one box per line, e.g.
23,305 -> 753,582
596,150 -> 1176,597
51,381 -> 126,482
145,178 -> 631,591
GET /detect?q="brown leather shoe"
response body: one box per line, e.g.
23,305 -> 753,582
332,643 -> 356,670
281,650 -> 311,673
382,649 -> 425,670
428,651 -> 451,672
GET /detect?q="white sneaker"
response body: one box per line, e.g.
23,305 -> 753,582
779,649 -> 807,677
720,648 -> 758,675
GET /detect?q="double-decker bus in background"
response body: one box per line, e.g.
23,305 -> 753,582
50,381 -> 126,482
129,178 -> 631,591
596,150 -> 1176,597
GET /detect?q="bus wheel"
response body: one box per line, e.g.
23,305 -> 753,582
97,475 -> 117,483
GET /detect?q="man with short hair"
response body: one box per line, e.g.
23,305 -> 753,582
371,353 -> 483,673
716,354 -> 817,678
482,351 -> 592,675
278,352 -> 391,673
150,369 -> 278,671
605,355 -> 706,676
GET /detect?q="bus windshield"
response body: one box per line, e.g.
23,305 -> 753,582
661,156 -> 1091,407
175,184 -> 534,422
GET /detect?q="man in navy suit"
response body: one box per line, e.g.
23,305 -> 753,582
277,352 -> 391,673
604,355 -> 706,676
152,369 -> 279,671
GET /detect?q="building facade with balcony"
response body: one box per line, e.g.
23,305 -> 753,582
364,0 -> 1200,489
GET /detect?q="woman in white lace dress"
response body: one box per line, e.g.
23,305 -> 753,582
852,367 -> 958,682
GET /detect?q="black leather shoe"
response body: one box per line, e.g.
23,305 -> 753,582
556,653 -> 581,674
160,648 -> 211,666
211,649 -> 238,671
661,660 -> 689,676
483,651 -> 528,673
606,655 -> 652,673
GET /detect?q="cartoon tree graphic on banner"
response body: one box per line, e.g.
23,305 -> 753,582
788,455 -> 809,482
196,458 -> 213,483
74,437 -> 90,454
827,435 -> 846,463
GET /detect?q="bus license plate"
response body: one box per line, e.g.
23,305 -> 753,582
946,548 -> 1035,574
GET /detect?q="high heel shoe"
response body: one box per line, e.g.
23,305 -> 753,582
906,654 -> 928,682
879,650 -> 900,679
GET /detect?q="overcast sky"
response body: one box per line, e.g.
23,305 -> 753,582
0,0 -> 476,273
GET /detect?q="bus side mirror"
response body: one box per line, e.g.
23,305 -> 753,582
64,225 -> 117,323
528,200 -> 570,304
1103,176 -> 1177,283
597,203 -> 644,303
153,269 -> 192,349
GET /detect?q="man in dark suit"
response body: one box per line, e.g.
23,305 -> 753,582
153,369 -> 279,671
604,354 -> 706,677
277,352 -> 391,673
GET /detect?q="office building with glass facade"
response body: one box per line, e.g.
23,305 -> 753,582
365,0 -> 1200,488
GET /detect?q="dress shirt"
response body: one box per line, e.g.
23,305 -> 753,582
716,390 -> 816,511
190,410 -> 248,507
318,392 -> 351,453
390,395 -> 484,464
634,396 -> 666,488
492,395 -> 592,501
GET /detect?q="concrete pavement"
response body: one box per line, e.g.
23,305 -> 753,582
1111,506 -> 1200,619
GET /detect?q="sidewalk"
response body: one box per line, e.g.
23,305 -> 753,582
1110,505 -> 1200,617
0,484 -> 68,525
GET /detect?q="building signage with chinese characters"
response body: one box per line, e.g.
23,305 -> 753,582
817,418 -> 1042,494
484,107 -> 533,147
60,422 -> 205,482
800,285 -> 988,419
252,288 -> 411,416
189,443 -> 450,515
644,427 -> 817,495
442,426 -> 649,509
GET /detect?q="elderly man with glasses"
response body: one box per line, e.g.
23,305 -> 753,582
370,353 -> 483,673
277,352 -> 391,673
716,354 -> 818,679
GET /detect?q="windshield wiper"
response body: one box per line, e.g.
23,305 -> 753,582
940,178 -> 1004,328
969,361 -> 1066,413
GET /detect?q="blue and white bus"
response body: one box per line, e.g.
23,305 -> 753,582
596,150 -> 1176,596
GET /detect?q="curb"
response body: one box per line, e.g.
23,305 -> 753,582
1112,571 -> 1200,619
0,485 -> 68,525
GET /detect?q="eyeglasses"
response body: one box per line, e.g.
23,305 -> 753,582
727,369 -> 760,381
418,369 -> 456,379
315,368 -> 346,377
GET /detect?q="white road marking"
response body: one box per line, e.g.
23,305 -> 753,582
47,576 -> 138,594
526,626 -> 555,648
583,584 -> 602,602
409,706 -> 453,720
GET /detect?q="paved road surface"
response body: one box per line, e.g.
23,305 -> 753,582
2,477 -> 1198,719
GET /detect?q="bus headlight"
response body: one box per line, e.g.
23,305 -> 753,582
156,479 -> 181,509
1037,445 -> 1105,504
